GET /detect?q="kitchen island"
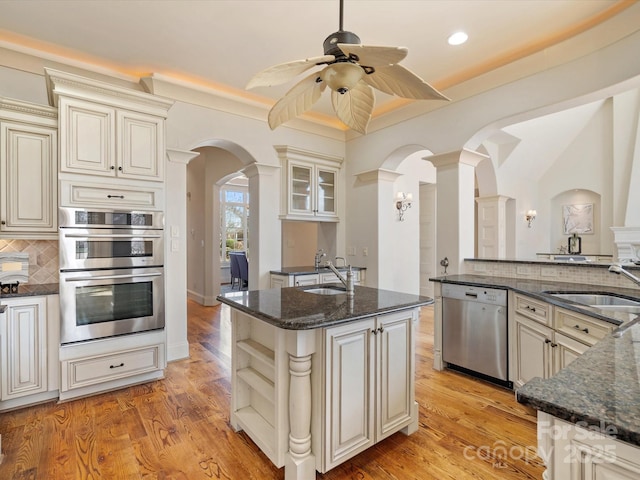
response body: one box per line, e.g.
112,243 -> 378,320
217,285 -> 432,480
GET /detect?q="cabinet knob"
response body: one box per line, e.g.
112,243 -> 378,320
110,165 -> 115,170
109,362 -> 125,369
118,166 -> 123,171
0,220 -> 5,225
544,338 -> 551,344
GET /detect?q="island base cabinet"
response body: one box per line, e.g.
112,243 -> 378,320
539,413 -> 640,479
228,306 -> 419,480
319,310 -> 418,473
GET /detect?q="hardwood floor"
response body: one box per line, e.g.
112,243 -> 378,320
0,300 -> 544,479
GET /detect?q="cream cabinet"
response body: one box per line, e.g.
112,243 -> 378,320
321,310 -> 417,472
539,413 -> 640,479
513,315 -> 589,388
0,295 -> 60,411
59,97 -> 165,182
59,329 -> 166,401
286,161 -> 339,219
275,145 -> 343,222
0,297 -> 47,401
512,293 -> 612,388
270,270 -> 363,288
228,306 -> 419,478
0,99 -> 58,238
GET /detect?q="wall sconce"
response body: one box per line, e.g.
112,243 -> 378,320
396,192 -> 413,221
525,209 -> 537,228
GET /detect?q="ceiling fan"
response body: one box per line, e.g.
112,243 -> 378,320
246,0 -> 450,134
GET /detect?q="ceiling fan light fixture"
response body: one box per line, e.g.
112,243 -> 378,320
321,62 -> 364,94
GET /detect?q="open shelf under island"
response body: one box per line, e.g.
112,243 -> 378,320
217,285 -> 433,480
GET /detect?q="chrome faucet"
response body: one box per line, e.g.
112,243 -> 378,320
314,249 -> 326,269
608,264 -> 640,287
325,261 -> 354,297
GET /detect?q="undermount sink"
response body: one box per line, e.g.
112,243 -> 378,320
547,292 -> 640,313
302,286 -> 346,295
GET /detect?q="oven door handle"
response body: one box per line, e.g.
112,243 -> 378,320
64,272 -> 162,282
63,233 -> 163,239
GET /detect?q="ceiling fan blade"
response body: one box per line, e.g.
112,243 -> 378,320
363,64 -> 450,101
331,81 -> 374,135
337,44 -> 407,66
247,54 -> 335,89
268,71 -> 327,130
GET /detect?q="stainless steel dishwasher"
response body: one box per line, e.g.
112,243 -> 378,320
442,283 -> 510,387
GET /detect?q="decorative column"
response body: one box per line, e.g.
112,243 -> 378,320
285,330 -> 316,480
165,148 -> 199,361
430,149 -> 487,274
243,163 -> 281,290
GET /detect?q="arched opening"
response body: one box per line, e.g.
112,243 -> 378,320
186,143 -> 256,305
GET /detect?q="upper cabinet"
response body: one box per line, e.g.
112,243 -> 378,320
59,98 -> 164,181
45,68 -> 173,184
0,97 -> 58,238
275,145 -> 343,222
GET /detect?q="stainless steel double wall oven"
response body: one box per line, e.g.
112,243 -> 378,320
59,208 -> 165,344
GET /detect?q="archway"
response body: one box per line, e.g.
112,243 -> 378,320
186,142 -> 258,305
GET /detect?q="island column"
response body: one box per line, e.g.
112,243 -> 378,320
284,329 -> 317,480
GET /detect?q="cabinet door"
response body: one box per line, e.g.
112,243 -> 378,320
324,319 -> 375,471
288,163 -> 313,215
0,122 -> 57,233
377,311 -> 414,440
315,167 -> 337,217
514,315 -> 552,388
0,297 -> 47,400
117,110 -> 164,181
270,274 -> 290,288
59,97 -> 116,176
553,332 -> 589,375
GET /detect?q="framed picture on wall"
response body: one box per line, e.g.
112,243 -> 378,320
562,203 -> 594,234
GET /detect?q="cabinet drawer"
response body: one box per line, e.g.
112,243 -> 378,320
60,179 -> 164,210
62,344 -> 162,391
554,308 -> 613,346
514,294 -> 551,326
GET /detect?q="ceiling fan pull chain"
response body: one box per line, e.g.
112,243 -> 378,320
339,0 -> 344,31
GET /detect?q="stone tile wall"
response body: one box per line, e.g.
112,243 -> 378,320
0,239 -> 58,284
464,260 -> 640,290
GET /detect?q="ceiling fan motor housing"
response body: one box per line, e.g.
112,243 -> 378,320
323,30 -> 361,58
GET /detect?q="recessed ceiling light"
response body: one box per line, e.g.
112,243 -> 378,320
448,31 -> 468,46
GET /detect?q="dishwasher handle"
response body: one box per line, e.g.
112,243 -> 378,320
464,292 -> 478,298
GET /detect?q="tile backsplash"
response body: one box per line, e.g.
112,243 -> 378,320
0,239 -> 58,284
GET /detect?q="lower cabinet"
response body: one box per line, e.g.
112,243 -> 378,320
512,295 -> 613,388
228,307 -> 418,477
513,315 -> 589,388
0,295 -> 59,411
270,270 -> 363,288
59,329 -> 166,401
321,310 -> 417,472
539,412 -> 640,479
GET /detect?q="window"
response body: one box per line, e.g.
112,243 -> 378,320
220,184 -> 249,263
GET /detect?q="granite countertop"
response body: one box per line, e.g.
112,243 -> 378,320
431,274 -> 640,325
217,285 -> 432,330
270,265 -> 366,276
430,273 -> 640,447
517,326 -> 640,446
0,283 -> 59,298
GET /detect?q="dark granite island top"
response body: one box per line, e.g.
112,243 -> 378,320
217,284 -> 433,330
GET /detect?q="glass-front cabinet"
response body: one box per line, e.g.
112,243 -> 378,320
277,145 -> 342,222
